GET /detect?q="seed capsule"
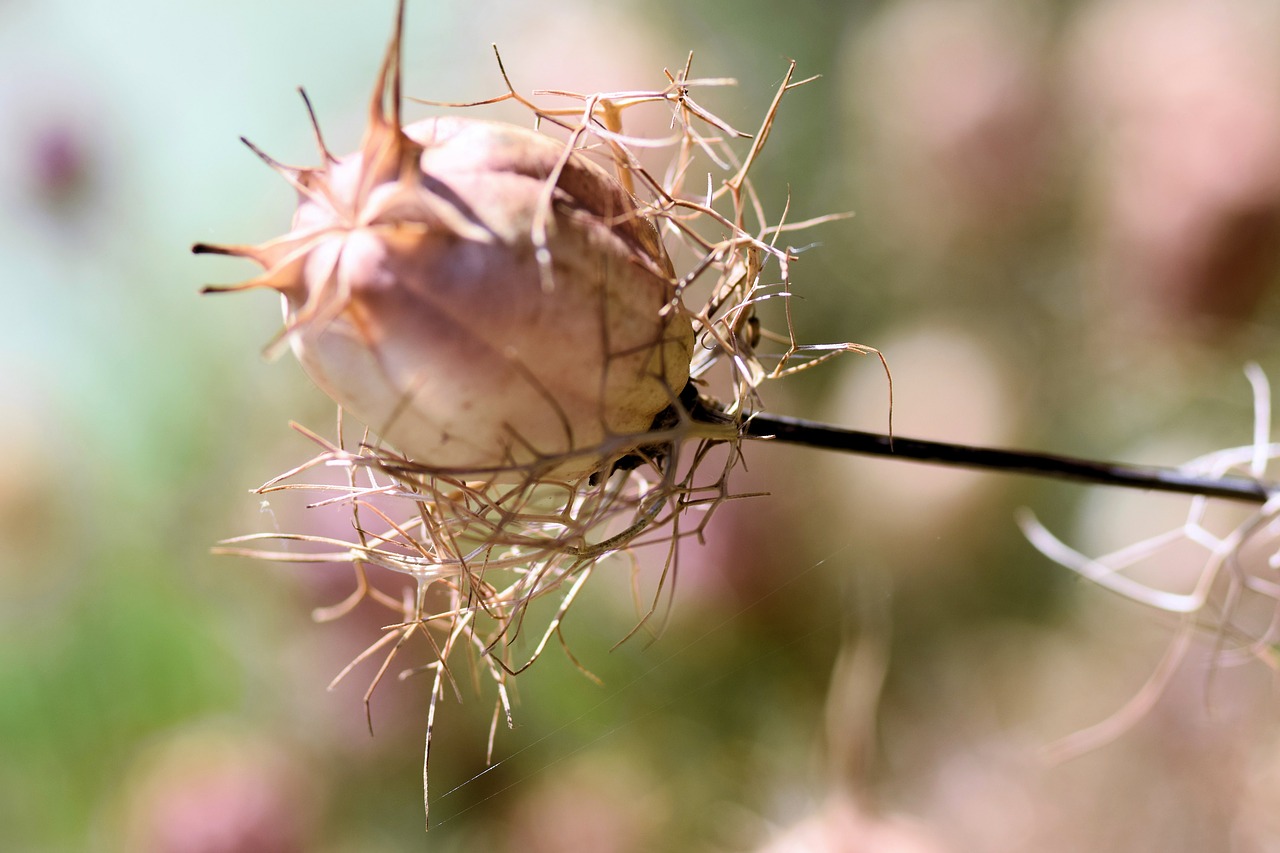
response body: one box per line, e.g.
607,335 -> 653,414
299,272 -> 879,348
197,6 -> 694,479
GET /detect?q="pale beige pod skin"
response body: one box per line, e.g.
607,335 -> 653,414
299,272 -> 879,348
198,13 -> 694,479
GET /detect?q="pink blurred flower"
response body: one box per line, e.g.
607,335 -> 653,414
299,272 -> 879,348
120,726 -> 317,853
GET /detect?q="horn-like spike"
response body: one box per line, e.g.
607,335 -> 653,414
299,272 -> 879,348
199,280 -> 271,295
391,0 -> 404,132
239,136 -> 327,204
199,269 -> 292,295
192,239 -> 289,270
192,241 -> 273,267
298,87 -> 337,164
352,0 -> 419,206
240,136 -> 299,177
369,0 -> 406,133
192,242 -> 246,257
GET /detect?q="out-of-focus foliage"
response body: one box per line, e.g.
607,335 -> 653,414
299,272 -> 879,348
4,0 -> 1280,850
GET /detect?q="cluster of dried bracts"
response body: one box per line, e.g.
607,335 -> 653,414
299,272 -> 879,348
196,0 -> 865,825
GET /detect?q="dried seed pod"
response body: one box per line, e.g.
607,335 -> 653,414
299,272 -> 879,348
197,7 -> 693,479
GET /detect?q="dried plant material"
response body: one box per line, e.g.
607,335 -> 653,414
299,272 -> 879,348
197,0 -> 868,827
1021,364 -> 1280,761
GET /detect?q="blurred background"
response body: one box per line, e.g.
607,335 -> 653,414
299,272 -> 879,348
5,0 -> 1280,849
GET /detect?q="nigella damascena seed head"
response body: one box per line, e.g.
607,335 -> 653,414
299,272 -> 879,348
196,6 -> 694,480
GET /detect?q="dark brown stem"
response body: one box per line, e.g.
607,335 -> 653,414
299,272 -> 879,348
742,412 -> 1275,505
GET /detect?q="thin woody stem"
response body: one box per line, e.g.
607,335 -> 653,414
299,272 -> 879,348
742,412 -> 1276,505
